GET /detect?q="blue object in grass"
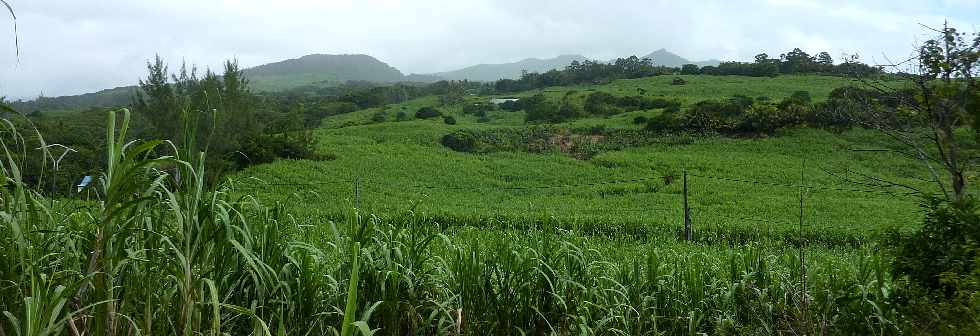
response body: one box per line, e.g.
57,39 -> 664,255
77,175 -> 92,193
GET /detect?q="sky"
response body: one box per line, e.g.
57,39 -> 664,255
0,0 -> 977,99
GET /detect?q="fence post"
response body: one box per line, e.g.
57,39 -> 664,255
683,170 -> 692,241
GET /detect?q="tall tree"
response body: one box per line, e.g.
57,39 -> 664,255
816,52 -> 833,65
861,24 -> 979,201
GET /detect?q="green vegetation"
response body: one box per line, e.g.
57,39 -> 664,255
3,21 -> 978,334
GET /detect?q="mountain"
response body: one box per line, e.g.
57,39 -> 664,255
10,54 -> 442,111
642,49 -> 720,68
245,54 -> 420,91
9,86 -> 136,112
433,54 -> 588,81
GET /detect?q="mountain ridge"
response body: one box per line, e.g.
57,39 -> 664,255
10,50 -> 722,111
431,54 -> 589,81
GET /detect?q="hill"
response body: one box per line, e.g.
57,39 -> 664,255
642,48 -> 720,67
432,54 -> 588,81
9,85 -> 136,112
245,54 -> 418,91
9,54 -> 444,111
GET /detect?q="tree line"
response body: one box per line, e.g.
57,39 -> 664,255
495,48 -> 882,93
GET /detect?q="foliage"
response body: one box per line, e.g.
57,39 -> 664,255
443,115 -> 456,125
440,130 -> 479,152
414,106 -> 442,119
462,101 -> 497,115
133,56 -> 319,181
892,198 -> 980,334
495,56 -> 675,92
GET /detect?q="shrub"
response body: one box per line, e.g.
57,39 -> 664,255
633,116 -> 649,124
443,115 -> 457,125
523,94 -> 562,122
892,198 -> 980,333
584,92 -> 622,115
463,102 -> 496,115
396,111 -> 408,121
415,106 -> 442,119
441,130 -> 479,152
680,64 -> 700,75
671,77 -> 687,85
498,99 -> 522,112
477,115 -> 491,123
370,110 -> 387,123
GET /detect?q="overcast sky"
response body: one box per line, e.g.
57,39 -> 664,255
0,0 -> 976,99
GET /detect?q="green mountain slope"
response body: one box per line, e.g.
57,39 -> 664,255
432,54 -> 588,81
245,54 -> 415,91
642,48 -> 720,67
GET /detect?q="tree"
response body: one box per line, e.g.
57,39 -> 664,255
780,48 -> 815,74
816,52 -> 833,65
860,24 -> 979,201
680,64 -> 701,75
754,53 -> 770,64
415,106 -> 442,119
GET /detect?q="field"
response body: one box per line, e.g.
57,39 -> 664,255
238,75 -> 925,246
2,74 -> 936,335
227,74 -> 924,332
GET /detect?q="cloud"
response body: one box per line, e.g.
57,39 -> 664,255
0,0 -> 975,99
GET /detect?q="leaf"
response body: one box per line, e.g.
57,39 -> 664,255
1,0 -> 18,60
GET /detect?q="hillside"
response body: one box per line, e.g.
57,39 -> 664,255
9,85 -> 136,112
9,54 -> 443,111
642,48 -> 720,67
245,53 -> 415,91
432,54 -> 588,81
238,74 -> 924,244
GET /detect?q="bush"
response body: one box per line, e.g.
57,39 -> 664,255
370,110 -> 387,123
498,99 -> 522,112
441,130 -> 479,152
396,111 -> 408,121
415,106 -> 442,119
443,115 -> 457,125
523,94 -> 562,122
477,115 -> 491,123
463,102 -> 497,115
671,77 -> 687,85
893,198 -> 980,333
633,116 -> 649,124
680,64 -> 700,75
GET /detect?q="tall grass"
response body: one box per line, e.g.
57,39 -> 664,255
1,109 -> 902,335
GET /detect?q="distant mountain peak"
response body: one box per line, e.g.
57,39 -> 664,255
432,54 -> 588,81
642,49 -> 720,67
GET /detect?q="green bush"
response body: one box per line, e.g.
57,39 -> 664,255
415,106 -> 442,119
671,77 -> 687,85
498,99 -> 522,112
396,111 -> 409,121
633,116 -> 648,124
893,198 -> 980,334
463,102 -> 497,115
370,110 -> 387,123
443,115 -> 457,125
441,130 -> 479,152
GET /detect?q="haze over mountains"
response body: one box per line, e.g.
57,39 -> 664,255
9,50 -> 721,111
